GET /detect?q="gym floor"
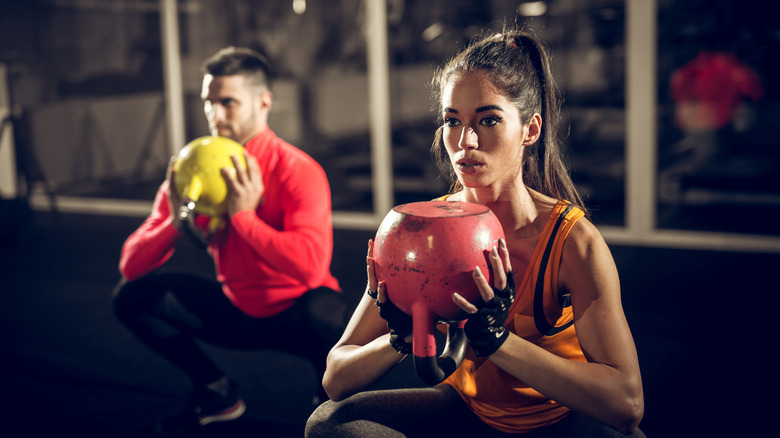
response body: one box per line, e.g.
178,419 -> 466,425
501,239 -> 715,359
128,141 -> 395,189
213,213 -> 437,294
1,207 -> 776,437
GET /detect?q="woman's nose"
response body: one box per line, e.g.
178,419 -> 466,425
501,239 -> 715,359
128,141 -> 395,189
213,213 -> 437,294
458,127 -> 478,149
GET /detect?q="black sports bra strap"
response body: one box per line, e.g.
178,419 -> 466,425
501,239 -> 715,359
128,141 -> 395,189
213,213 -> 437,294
533,204 -> 575,336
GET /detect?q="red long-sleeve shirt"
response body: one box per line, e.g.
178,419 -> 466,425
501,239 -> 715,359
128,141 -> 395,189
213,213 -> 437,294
119,129 -> 341,317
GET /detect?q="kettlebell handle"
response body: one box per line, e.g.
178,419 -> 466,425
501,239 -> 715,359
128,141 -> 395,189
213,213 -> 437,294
178,201 -> 208,248
178,199 -> 222,248
413,320 -> 468,385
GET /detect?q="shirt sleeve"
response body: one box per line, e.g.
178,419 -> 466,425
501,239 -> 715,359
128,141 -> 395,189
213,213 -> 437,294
118,181 -> 182,280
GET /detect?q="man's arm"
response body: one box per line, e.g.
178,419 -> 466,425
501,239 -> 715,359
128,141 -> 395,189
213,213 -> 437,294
119,180 -> 183,280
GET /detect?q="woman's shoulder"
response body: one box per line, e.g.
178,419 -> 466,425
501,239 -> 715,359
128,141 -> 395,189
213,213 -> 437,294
556,210 -> 618,300
560,210 -> 613,276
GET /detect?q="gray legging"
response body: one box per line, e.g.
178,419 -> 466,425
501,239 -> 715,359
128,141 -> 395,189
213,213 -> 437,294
305,384 -> 646,438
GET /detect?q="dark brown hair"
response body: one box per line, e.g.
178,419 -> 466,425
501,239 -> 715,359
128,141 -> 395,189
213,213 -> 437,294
201,46 -> 273,91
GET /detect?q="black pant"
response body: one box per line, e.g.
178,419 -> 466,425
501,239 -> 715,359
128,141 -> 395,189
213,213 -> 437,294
112,272 -> 347,401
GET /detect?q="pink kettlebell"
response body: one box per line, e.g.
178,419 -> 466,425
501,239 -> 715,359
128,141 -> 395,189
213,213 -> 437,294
372,201 -> 505,384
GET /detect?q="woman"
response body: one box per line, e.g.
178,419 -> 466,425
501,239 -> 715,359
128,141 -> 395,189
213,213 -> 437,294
306,29 -> 645,437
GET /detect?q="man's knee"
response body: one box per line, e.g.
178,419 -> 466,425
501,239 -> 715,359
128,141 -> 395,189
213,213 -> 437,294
298,288 -> 349,342
111,277 -> 133,319
111,275 -> 160,322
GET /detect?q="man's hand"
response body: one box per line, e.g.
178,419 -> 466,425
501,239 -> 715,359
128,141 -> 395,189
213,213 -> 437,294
166,156 -> 183,231
222,151 -> 264,217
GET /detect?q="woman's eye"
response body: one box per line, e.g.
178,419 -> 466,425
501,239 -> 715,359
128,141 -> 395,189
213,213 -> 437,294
480,116 -> 502,127
443,117 -> 460,127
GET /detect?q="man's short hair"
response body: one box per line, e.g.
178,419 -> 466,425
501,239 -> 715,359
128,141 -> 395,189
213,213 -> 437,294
201,46 -> 273,90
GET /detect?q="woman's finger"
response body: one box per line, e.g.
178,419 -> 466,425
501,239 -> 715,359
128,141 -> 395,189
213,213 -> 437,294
488,244 -> 507,291
452,292 -> 478,314
473,265 -> 495,302
366,239 -> 378,292
499,238 -> 512,273
376,282 -> 387,304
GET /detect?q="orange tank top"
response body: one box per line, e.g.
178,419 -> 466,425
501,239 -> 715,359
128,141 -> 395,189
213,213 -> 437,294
443,200 -> 587,434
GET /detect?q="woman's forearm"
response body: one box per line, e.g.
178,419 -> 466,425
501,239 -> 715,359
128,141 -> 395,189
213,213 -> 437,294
489,335 -> 644,434
322,334 -> 406,401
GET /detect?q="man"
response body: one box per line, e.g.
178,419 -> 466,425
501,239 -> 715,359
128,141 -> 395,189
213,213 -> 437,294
113,47 -> 346,435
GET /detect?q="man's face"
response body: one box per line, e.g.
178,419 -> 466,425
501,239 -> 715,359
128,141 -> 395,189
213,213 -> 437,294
201,74 -> 268,145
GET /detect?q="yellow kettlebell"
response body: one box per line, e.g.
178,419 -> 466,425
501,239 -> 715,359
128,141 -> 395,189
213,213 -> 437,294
173,136 -> 247,235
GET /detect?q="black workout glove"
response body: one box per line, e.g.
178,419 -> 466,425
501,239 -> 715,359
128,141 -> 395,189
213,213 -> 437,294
464,271 -> 516,358
368,287 -> 413,355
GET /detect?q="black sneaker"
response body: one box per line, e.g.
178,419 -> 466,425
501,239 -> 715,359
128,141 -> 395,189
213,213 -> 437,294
155,382 -> 246,435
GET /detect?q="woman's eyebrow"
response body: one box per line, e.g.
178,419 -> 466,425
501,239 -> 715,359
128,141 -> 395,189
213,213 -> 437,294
476,104 -> 503,113
443,105 -> 503,114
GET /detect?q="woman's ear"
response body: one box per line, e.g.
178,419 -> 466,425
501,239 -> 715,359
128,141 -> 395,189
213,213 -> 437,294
522,113 -> 542,146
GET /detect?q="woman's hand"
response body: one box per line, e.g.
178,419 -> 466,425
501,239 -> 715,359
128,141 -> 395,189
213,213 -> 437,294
367,240 -> 413,354
222,151 -> 264,217
322,240 -> 413,400
453,238 -> 516,357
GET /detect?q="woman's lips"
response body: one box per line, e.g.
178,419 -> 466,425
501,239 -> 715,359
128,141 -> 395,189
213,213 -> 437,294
456,159 -> 484,174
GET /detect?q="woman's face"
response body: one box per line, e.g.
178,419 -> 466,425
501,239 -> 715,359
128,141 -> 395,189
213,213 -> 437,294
441,72 -> 534,192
